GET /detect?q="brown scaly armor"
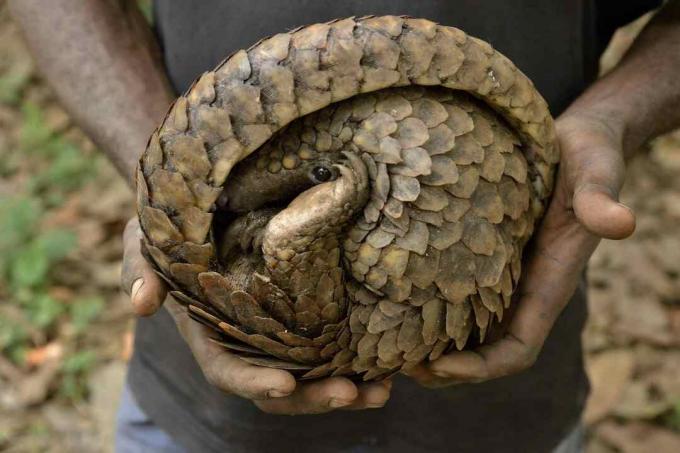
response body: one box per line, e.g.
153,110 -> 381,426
136,16 -> 559,381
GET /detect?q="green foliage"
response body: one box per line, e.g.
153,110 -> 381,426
33,229 -> 79,262
0,197 -> 41,254
0,196 -> 77,291
33,142 -> 94,190
59,350 -> 97,401
61,350 -> 96,374
10,245 -> 50,289
0,97 -> 103,403
19,102 -> 54,152
0,70 -> 31,105
69,297 -> 104,334
0,317 -> 28,365
27,294 -> 65,329
663,400 -> 680,432
18,103 -> 96,205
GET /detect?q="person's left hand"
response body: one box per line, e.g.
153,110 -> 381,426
404,110 -> 636,388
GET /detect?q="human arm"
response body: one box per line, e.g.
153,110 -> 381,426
9,0 -> 390,413
407,0 -> 680,387
8,0 -> 172,182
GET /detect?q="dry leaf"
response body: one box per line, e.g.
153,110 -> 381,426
584,349 -> 635,426
596,421 -> 680,453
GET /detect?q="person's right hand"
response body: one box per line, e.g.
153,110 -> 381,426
403,109 -> 636,388
121,217 -> 391,415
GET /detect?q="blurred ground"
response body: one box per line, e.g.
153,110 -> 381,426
0,4 -> 678,453
0,5 -> 133,452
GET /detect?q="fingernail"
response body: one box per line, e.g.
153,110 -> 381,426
267,389 -> 291,398
328,398 -> 352,408
431,370 -> 449,379
366,402 -> 386,409
131,278 -> 144,301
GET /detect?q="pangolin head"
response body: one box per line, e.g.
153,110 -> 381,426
219,138 -> 345,214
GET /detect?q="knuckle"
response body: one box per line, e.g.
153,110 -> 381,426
520,350 -> 539,369
224,363 -> 273,400
231,363 -> 263,387
471,367 -> 491,383
511,348 -> 539,374
252,400 -> 276,414
203,366 -> 223,389
120,262 -> 136,294
120,272 -> 130,294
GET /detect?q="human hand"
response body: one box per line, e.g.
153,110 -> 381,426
405,110 -> 636,388
121,217 -> 391,414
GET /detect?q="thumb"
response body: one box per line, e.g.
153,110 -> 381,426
573,181 -> 635,239
122,217 -> 168,316
567,133 -> 636,240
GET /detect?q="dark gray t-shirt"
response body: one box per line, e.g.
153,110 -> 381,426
129,1 -> 659,452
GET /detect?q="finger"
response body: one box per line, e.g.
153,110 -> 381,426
559,122 -> 636,239
254,377 -> 359,415
428,336 -> 533,383
121,218 -> 167,316
573,181 -> 635,239
341,380 -> 392,410
168,299 -> 297,400
401,365 -> 458,388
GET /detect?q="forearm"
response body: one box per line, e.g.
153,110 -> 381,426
9,0 -> 174,184
565,0 -> 680,155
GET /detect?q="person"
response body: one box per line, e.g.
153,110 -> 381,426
10,1 -> 680,452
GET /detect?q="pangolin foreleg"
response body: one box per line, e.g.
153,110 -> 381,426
260,152 -> 369,339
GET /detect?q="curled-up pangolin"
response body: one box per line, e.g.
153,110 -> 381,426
136,16 -> 559,381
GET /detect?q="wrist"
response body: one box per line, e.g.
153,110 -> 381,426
559,78 -> 642,159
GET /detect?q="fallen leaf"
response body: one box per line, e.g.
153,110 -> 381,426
48,285 -> 76,302
614,381 -> 671,420
25,342 -> 63,367
584,349 -> 635,426
614,295 -> 674,347
597,421 -> 680,453
0,345 -> 62,410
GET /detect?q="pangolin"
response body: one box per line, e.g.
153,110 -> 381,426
136,16 -> 559,381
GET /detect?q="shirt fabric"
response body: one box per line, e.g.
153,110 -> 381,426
114,381 -> 586,453
129,1 -> 660,452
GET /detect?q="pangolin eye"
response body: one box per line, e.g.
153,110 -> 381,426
311,166 -> 333,183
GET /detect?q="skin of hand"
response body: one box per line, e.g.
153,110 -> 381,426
405,0 -> 680,388
10,0 -> 390,415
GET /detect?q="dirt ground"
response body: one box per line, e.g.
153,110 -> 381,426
0,5 -> 678,453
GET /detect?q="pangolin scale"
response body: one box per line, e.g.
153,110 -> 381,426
136,16 -> 559,381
